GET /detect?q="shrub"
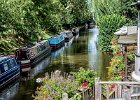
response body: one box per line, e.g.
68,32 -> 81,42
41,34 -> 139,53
108,38 -> 125,81
34,72 -> 79,100
97,14 -> 128,52
34,69 -> 97,100
71,67 -> 97,88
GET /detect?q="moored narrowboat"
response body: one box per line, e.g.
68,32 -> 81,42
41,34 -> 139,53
0,56 -> 20,89
48,34 -> 65,51
15,40 -> 51,71
61,31 -> 73,42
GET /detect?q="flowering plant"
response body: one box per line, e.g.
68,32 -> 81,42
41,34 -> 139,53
34,68 -> 97,100
108,42 -> 125,81
71,67 -> 97,88
34,71 -> 80,100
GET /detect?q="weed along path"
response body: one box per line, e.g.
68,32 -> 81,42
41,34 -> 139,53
0,28 -> 112,100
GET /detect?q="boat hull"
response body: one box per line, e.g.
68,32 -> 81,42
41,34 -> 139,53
50,40 -> 65,51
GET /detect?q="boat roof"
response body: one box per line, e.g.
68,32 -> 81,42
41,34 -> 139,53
118,34 -> 137,45
0,56 -> 13,64
114,26 -> 137,36
19,40 -> 49,49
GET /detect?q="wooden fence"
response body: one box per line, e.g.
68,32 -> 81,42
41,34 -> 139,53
94,78 -> 140,100
61,77 -> 140,100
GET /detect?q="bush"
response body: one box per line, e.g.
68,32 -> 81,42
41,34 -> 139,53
98,14 -> 128,52
71,68 -> 97,88
108,38 -> 125,81
34,69 -> 97,100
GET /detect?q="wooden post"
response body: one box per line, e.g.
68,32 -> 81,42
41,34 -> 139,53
95,78 -> 101,100
124,45 -> 128,81
115,84 -> 118,98
118,85 -> 122,98
106,85 -> 109,100
92,85 -> 95,98
82,90 -> 85,100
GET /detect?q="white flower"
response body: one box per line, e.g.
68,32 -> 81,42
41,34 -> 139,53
36,78 -> 42,83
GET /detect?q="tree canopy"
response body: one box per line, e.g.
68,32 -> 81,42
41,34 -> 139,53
0,0 -> 92,53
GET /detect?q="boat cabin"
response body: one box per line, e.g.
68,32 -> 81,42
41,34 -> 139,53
48,34 -> 65,51
0,56 -> 20,88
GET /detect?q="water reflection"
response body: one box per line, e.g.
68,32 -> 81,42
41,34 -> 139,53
30,56 -> 51,77
51,47 -> 64,59
0,80 -> 19,100
88,28 -> 98,68
88,28 -> 111,80
65,37 -> 74,48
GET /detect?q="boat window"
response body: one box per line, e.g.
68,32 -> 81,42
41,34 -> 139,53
7,59 -> 16,68
0,68 -> 1,74
15,51 -> 19,58
3,63 -> 8,71
45,42 -> 49,47
40,44 -> 46,51
40,45 -> 43,51
0,64 -> 4,73
11,59 -> 16,66
37,47 -> 41,53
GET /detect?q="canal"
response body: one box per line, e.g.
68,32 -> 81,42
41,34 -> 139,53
0,27 -> 112,100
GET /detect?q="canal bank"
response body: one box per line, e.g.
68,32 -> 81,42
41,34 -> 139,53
0,27 -> 112,100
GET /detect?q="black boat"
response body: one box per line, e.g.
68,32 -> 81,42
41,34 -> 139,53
0,56 -> 20,89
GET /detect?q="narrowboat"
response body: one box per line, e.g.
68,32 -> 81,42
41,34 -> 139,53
0,56 -> 20,89
15,40 -> 51,71
48,34 -> 65,51
61,31 -> 73,42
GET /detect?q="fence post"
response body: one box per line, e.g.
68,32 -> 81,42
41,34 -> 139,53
118,84 -> 122,98
93,85 -> 95,98
95,77 -> 101,100
123,89 -> 131,100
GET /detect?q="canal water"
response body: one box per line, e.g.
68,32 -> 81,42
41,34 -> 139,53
0,27 -> 112,100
